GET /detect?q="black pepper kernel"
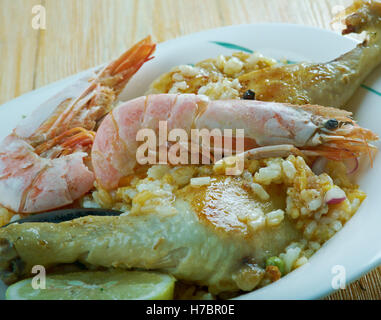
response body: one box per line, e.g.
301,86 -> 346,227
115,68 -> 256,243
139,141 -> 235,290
242,89 -> 255,100
324,119 -> 339,130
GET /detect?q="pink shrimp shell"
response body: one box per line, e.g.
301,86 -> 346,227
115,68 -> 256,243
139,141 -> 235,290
92,94 -> 204,189
0,135 -> 94,213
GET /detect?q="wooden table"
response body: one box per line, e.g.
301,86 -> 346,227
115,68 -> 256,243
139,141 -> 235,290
0,0 -> 380,300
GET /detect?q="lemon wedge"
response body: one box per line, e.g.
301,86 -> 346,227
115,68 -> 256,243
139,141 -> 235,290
6,270 -> 176,300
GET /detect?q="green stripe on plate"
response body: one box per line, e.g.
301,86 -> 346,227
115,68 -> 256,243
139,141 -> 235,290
210,41 -> 254,53
361,84 -> 381,97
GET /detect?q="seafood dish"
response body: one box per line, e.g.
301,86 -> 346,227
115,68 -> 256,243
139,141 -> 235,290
0,0 -> 380,300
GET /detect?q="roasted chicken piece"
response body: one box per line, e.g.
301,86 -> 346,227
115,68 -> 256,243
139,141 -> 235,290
0,175 -> 301,294
241,1 -> 381,107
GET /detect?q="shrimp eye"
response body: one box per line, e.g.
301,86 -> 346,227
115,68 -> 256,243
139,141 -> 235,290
324,119 -> 339,130
242,90 -> 255,100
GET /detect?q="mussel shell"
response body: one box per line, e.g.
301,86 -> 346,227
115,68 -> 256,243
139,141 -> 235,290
2,208 -> 122,227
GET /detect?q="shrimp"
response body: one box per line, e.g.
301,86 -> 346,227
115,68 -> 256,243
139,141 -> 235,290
0,37 -> 156,213
92,94 -> 378,190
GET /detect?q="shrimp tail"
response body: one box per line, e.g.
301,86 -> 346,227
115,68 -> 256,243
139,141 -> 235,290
30,36 -> 156,143
100,35 -> 156,96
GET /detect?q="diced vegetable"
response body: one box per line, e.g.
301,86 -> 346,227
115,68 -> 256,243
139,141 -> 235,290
325,187 -> 346,205
266,256 -> 285,275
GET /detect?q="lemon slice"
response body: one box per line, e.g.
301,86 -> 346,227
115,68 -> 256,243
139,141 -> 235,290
6,270 -> 176,300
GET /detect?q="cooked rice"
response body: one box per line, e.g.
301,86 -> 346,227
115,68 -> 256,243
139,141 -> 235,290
146,51 -> 279,99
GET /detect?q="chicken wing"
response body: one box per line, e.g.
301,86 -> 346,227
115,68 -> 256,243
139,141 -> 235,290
239,0 -> 381,107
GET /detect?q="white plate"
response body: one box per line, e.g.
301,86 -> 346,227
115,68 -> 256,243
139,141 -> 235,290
1,23 -> 380,300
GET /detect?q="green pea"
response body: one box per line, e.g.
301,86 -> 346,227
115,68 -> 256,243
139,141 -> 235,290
266,256 -> 285,275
